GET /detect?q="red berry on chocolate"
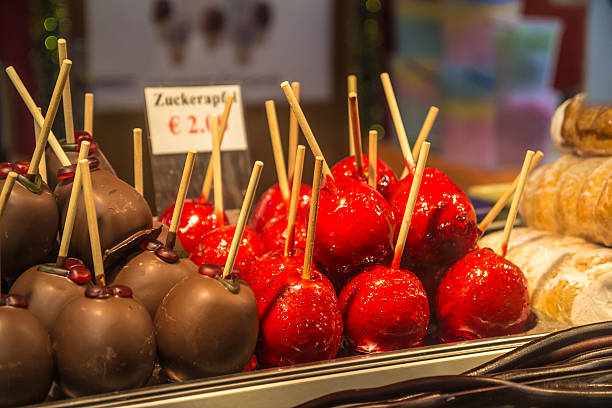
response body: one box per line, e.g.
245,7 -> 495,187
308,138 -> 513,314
198,263 -> 223,278
250,183 -> 311,233
14,161 -> 30,175
339,265 -> 429,353
85,285 -> 110,299
331,154 -> 398,200
67,265 -> 92,285
65,257 -> 84,269
435,247 -> 530,341
108,285 -> 133,297
155,246 -> 179,263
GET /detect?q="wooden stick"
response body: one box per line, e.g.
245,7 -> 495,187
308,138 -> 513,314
287,81 -> 300,180
167,150 -> 197,249
84,93 -> 94,135
478,150 -> 544,232
392,142 -> 430,269
56,141 -> 90,267
133,128 -> 144,195
500,150 -> 535,257
380,72 -> 414,174
57,39 -> 75,144
412,106 -> 439,162
284,145 -> 306,256
347,75 -> 357,156
79,159 -> 105,285
200,95 -> 234,201
281,81 -> 333,178
5,66 -> 71,166
28,60 -> 72,175
265,100 -> 290,201
222,161 -> 264,279
34,107 -> 47,183
0,171 -> 18,218
369,130 -> 377,188
302,156 -> 323,280
348,92 -> 364,175
211,115 -> 224,225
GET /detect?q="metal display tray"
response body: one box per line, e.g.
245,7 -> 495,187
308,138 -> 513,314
38,331 -> 556,408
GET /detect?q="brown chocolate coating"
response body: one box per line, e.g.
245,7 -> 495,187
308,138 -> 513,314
0,306 -> 54,407
0,178 -> 58,287
45,147 -> 116,190
52,294 -> 156,397
113,251 -> 197,317
10,265 -> 89,331
154,221 -> 186,253
155,274 -> 259,381
54,169 -> 153,270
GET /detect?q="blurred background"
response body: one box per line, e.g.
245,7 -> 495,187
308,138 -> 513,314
0,0 -> 608,213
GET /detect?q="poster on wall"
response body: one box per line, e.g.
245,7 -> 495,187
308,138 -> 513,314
86,0 -> 332,111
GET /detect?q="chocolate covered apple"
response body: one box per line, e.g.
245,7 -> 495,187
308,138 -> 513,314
339,144 -> 431,353
0,294 -> 54,407
114,150 -> 198,317
256,157 -> 343,367
155,161 -> 263,381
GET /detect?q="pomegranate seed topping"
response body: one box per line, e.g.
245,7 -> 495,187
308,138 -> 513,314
65,258 -> 83,269
85,285 -> 110,299
108,285 -> 133,298
198,264 -> 222,278
68,265 -> 92,285
14,161 -> 30,174
155,246 -> 179,263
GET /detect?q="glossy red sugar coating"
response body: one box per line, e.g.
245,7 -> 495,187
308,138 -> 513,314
248,250 -> 305,308
339,265 -> 429,353
256,265 -> 343,367
388,168 -> 479,296
260,214 -> 307,252
330,154 -> 398,200
435,247 -> 530,341
190,225 -> 264,280
250,183 -> 311,233
315,178 -> 394,275
158,199 -> 228,254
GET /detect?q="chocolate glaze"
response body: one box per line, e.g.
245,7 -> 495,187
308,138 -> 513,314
0,178 -> 58,287
154,220 -> 186,253
10,263 -> 91,331
52,289 -> 156,397
54,169 -> 153,270
0,304 -> 54,407
45,145 -> 116,190
155,274 -> 259,381
113,251 -> 197,317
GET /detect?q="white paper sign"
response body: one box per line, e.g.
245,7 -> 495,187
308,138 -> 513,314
144,85 -> 247,155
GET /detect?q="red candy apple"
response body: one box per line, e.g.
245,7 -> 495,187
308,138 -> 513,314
339,265 -> 429,353
250,183 -> 311,233
158,199 -> 228,254
435,247 -> 530,341
388,168 -> 479,296
248,249 -> 305,306
190,224 -> 264,282
256,264 -> 342,367
314,178 -> 394,278
260,214 -> 307,252
331,154 -> 398,200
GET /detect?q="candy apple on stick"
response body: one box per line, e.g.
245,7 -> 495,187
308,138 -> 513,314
250,99 -> 312,233
114,150 -> 198,318
10,143 -> 92,331
282,81 -> 394,283
339,143 -> 431,353
331,92 -> 398,200
155,162 -> 263,381
158,96 -> 233,253
0,61 -> 71,286
52,159 -> 156,397
436,151 -> 534,341
191,117 -> 264,279
256,156 -> 343,367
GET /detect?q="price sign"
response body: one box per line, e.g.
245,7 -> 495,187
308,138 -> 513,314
144,85 -> 247,155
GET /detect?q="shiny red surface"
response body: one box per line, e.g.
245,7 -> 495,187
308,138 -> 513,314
248,250 -> 305,305
250,183 -> 311,233
256,263 -> 343,367
339,265 -> 429,353
388,168 -> 479,297
330,154 -> 398,200
0,161 -> 29,178
158,199 -> 228,254
435,248 -> 530,341
190,225 -> 264,280
260,214 -> 307,252
314,178 -> 394,276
